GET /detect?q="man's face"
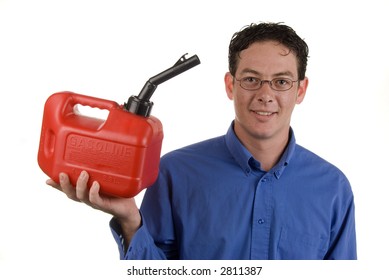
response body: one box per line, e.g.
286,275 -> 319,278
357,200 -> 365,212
225,41 -> 308,144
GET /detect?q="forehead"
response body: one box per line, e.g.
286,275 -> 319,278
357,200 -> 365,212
237,41 -> 298,76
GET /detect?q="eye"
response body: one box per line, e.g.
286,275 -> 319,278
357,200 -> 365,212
240,77 -> 261,90
273,78 -> 292,89
242,77 -> 259,83
242,77 -> 260,84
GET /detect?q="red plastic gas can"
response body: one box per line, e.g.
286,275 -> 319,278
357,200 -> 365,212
38,91 -> 163,198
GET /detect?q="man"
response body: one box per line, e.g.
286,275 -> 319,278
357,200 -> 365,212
48,22 -> 357,259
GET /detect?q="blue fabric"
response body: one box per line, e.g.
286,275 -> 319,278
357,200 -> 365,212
110,122 -> 357,260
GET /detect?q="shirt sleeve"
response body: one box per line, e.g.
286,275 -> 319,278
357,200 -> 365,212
109,154 -> 180,260
109,214 -> 167,260
324,179 -> 358,260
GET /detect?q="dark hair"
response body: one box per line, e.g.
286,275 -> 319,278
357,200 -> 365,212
228,22 -> 309,80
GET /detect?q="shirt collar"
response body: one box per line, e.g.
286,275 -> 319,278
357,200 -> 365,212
225,121 -> 296,178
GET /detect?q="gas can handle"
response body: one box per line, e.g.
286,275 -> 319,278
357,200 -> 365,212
67,92 -> 118,111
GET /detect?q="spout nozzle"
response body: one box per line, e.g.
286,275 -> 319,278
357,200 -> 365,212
138,54 -> 200,101
125,53 -> 200,117
148,54 -> 200,88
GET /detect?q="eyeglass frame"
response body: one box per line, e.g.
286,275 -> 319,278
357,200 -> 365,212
234,76 -> 300,92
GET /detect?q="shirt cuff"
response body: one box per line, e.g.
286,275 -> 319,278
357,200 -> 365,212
109,217 -> 127,259
109,214 -> 166,260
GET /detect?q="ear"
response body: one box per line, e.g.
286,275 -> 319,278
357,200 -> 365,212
296,77 -> 309,104
224,72 -> 234,100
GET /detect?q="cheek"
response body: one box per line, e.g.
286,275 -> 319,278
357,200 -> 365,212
233,93 -> 250,109
234,96 -> 256,120
279,92 -> 299,107
278,98 -> 298,116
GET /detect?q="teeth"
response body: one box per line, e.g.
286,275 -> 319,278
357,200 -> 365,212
255,111 -> 272,116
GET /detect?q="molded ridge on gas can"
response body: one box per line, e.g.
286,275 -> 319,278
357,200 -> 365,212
38,91 -> 164,198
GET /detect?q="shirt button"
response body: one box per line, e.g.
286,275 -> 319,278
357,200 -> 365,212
257,219 -> 265,224
261,178 -> 267,182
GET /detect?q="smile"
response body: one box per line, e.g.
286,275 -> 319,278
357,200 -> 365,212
253,111 -> 274,116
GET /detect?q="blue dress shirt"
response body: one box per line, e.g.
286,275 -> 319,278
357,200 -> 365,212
110,123 -> 357,260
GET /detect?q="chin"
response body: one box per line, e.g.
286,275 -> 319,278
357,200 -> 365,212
252,131 -> 275,140
249,124 -> 275,138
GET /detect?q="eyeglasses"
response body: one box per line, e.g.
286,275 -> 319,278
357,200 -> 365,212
235,76 -> 299,91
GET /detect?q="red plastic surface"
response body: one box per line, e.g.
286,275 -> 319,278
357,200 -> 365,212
38,91 -> 163,198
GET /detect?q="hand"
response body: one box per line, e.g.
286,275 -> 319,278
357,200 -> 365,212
46,171 -> 141,241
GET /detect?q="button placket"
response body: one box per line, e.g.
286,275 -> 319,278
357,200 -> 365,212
250,175 -> 272,259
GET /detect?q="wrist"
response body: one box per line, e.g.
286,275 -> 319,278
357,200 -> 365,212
116,212 -> 142,246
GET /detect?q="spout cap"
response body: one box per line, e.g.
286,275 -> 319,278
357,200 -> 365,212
125,95 -> 153,117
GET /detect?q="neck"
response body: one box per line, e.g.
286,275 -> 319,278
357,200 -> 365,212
234,125 -> 290,172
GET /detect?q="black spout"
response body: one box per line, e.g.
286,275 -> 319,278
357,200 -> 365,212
125,54 -> 200,117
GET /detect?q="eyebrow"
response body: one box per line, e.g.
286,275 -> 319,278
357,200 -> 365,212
240,68 -> 295,78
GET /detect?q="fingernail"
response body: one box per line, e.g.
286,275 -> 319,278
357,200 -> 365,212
59,173 -> 65,182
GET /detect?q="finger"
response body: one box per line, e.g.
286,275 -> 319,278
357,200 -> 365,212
46,178 -> 61,190
89,181 -> 104,210
75,170 -> 90,202
47,178 -> 70,195
59,173 -> 80,202
89,182 -> 136,218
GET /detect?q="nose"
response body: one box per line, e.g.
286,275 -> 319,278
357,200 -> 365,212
255,82 -> 274,103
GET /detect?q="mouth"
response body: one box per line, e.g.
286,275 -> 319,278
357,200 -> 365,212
254,111 -> 273,116
251,110 -> 276,116
250,110 -> 277,122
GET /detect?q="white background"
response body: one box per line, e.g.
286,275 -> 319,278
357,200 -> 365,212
1,0 -> 388,279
